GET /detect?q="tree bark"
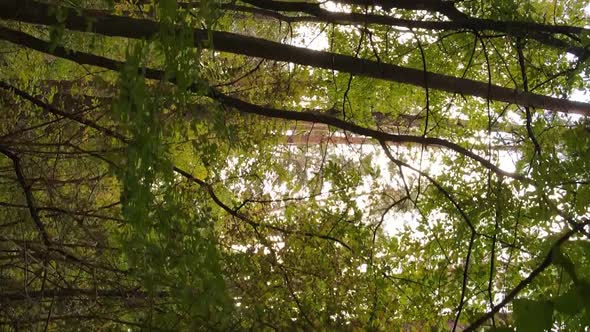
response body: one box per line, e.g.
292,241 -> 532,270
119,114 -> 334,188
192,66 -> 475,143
1,0 -> 589,115
238,0 -> 588,58
0,27 -> 541,179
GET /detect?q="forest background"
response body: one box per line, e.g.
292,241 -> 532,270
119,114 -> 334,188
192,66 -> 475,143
0,0 -> 590,330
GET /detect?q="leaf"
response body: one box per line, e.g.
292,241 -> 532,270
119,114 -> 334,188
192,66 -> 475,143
553,248 -> 578,283
554,287 -> 583,315
513,299 -> 553,332
489,327 -> 515,332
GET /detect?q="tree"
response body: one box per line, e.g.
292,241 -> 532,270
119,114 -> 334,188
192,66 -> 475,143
0,0 -> 589,330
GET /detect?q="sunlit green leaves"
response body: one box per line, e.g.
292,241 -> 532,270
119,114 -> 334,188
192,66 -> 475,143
111,36 -> 230,328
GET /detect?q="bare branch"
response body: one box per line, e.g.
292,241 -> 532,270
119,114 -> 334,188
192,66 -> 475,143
0,145 -> 51,246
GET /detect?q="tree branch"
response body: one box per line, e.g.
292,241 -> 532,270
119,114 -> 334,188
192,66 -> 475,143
238,0 -> 588,58
0,79 -> 353,252
0,27 -> 526,181
0,145 -> 51,246
1,1 -> 589,114
464,219 -> 590,331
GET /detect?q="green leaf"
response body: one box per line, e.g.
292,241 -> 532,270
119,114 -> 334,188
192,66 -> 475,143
513,299 -> 553,332
489,327 -> 515,332
553,249 -> 578,283
554,287 -> 583,315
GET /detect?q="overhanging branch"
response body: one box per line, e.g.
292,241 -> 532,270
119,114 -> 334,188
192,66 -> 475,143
0,0 -> 589,114
0,26 -> 525,180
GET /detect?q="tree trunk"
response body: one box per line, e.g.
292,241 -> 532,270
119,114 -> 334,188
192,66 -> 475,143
1,0 -> 589,115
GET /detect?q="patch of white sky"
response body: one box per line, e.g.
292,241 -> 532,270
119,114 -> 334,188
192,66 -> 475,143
224,141 -> 525,267
225,142 -> 517,245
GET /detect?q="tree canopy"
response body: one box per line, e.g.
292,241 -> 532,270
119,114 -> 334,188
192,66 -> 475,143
0,0 -> 590,330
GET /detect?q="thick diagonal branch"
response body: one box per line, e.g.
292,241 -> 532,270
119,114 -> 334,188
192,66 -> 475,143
0,80 -> 353,251
0,0 -> 589,114
0,26 -> 524,180
238,0 -> 588,58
